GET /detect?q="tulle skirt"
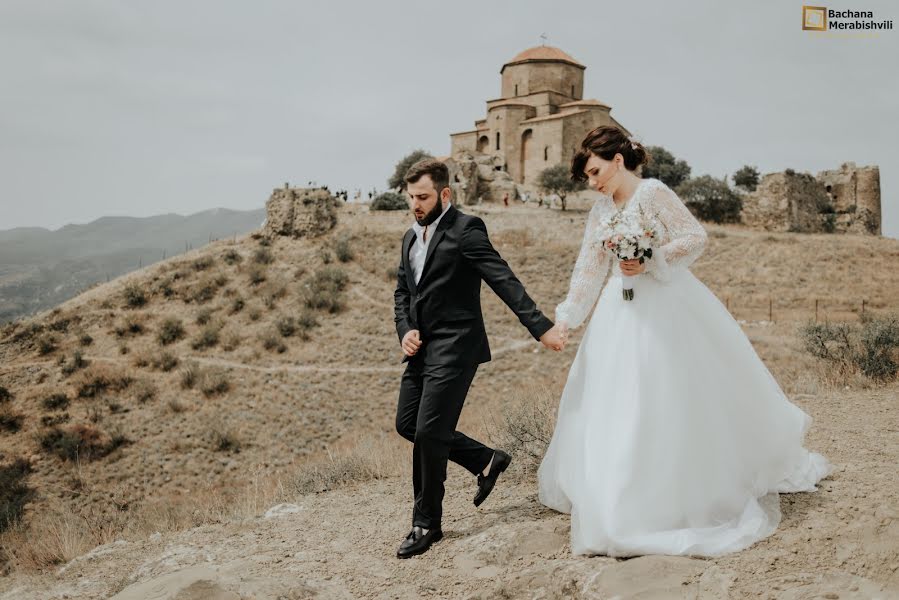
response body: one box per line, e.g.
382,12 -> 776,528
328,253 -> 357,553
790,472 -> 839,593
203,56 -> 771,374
537,267 -> 832,557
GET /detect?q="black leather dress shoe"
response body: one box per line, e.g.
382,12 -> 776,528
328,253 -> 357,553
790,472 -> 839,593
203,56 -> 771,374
396,526 -> 443,559
473,449 -> 511,507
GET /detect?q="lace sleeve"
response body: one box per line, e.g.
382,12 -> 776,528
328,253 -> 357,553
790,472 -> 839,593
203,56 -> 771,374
644,180 -> 708,282
555,201 -> 611,329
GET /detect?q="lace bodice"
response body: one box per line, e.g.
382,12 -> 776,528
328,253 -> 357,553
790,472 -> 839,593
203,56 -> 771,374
555,178 -> 708,329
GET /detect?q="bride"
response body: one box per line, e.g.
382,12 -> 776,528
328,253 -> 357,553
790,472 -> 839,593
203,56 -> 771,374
536,125 -> 833,558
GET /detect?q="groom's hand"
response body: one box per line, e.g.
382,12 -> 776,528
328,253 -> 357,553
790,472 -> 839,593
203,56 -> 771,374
401,329 -> 422,357
540,325 -> 566,351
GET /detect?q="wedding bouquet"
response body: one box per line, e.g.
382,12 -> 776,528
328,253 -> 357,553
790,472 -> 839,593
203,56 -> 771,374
596,205 -> 660,301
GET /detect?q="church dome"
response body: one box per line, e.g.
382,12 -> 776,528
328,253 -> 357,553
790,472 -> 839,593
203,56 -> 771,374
501,46 -> 585,72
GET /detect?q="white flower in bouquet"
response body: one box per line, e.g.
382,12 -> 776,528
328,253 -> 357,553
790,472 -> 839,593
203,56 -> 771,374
596,205 -> 662,300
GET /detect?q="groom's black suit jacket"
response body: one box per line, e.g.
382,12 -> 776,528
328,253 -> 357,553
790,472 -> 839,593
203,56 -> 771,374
393,204 -> 553,367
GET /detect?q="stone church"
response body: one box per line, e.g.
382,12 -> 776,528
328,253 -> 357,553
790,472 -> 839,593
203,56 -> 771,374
449,46 -> 629,188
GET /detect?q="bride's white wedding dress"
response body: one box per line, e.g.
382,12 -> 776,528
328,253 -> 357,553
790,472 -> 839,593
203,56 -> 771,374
537,177 -> 832,558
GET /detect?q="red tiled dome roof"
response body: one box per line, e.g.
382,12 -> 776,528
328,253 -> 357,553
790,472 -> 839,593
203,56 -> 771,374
502,46 -> 584,70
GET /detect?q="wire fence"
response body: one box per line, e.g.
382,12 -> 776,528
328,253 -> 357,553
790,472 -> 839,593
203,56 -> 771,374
717,295 -> 896,324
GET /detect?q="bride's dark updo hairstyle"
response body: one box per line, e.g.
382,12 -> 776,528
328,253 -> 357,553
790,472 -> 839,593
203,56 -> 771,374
570,125 -> 650,182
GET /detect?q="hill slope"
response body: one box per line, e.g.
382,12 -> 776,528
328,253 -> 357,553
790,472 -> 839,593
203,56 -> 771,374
0,202 -> 897,596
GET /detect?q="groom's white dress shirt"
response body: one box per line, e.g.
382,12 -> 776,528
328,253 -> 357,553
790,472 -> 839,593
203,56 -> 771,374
409,203 -> 451,285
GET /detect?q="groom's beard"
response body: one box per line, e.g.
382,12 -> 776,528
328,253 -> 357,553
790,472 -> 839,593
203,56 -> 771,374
415,199 -> 444,227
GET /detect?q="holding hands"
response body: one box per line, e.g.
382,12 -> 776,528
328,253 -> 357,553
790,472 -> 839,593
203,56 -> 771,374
540,323 -> 569,352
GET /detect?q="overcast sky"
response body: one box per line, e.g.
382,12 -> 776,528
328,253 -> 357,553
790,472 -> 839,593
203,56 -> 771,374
1,0 -> 896,238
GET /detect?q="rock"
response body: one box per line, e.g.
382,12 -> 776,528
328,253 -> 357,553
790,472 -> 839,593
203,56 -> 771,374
263,186 -> 339,238
263,503 -> 304,519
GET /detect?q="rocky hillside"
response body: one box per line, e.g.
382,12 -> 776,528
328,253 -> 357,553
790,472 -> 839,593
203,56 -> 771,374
0,200 -> 897,597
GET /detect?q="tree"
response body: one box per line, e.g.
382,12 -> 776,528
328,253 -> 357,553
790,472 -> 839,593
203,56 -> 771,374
537,164 -> 586,211
733,165 -> 760,192
675,176 -> 742,224
370,192 -> 408,211
388,149 -> 435,191
642,146 -> 691,189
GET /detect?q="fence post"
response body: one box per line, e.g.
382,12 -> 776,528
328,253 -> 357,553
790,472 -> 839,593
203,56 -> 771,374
769,298 -> 772,322
815,299 -> 819,323
862,299 -> 866,317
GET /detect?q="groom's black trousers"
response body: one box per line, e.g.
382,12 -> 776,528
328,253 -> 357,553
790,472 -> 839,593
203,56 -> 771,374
395,359 -> 494,530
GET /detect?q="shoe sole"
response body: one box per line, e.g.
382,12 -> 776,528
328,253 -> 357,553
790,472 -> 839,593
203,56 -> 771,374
396,531 -> 443,559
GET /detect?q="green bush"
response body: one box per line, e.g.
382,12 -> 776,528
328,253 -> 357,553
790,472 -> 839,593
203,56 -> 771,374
253,247 -> 274,265
800,314 -> 899,380
192,256 -> 214,271
0,386 -> 11,403
122,283 -> 147,308
223,249 -> 243,265
675,175 -> 743,224
157,318 -> 185,345
335,236 -> 354,262
42,393 -> 70,411
191,324 -> 221,350
370,192 -> 408,211
247,264 -> 267,286
302,267 -> 349,313
0,410 -> 23,433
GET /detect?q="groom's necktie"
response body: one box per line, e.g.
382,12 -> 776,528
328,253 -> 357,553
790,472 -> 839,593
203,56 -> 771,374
422,225 -> 428,243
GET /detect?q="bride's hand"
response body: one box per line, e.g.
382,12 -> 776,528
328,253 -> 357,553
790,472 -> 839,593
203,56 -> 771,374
620,259 -> 645,276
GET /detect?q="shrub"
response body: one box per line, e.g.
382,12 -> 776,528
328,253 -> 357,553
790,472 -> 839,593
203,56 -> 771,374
0,410 -> 23,433
370,192 -> 408,211
192,256 -> 214,271
334,235 -> 354,263
247,264 -> 267,286
640,145 -> 692,189
276,316 -> 297,337
676,175 -> 743,224
195,308 -> 214,326
800,314 -> 899,381
0,458 -> 33,533
60,351 -> 89,377
41,413 -> 70,426
260,330 -> 287,353
132,380 -> 157,404
42,393 -> 70,411
180,362 -> 199,389
152,351 -> 179,372
38,424 -> 129,461
199,370 -> 230,397
157,318 -> 185,346
73,367 -> 133,399
208,422 -> 240,452
122,283 -> 147,308
484,387 -> 556,475
253,247 -> 274,265
78,332 -> 94,347
37,334 -> 57,356
113,315 -> 145,338
186,277 -> 220,304
191,324 -> 221,350
0,387 -> 11,404
221,331 -> 240,352
229,297 -> 245,314
301,267 -> 349,313
222,249 -> 243,265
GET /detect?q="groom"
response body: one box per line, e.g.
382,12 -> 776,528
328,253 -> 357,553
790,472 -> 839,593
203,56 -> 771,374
393,159 -> 565,558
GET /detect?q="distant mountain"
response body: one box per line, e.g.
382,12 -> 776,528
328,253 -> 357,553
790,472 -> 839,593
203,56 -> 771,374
0,207 -> 265,322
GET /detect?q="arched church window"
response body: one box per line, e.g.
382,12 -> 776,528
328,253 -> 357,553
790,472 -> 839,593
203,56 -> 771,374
544,147 -> 548,161
496,132 -> 500,150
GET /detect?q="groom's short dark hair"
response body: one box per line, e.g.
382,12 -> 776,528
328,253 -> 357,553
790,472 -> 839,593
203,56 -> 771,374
404,159 -> 449,194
